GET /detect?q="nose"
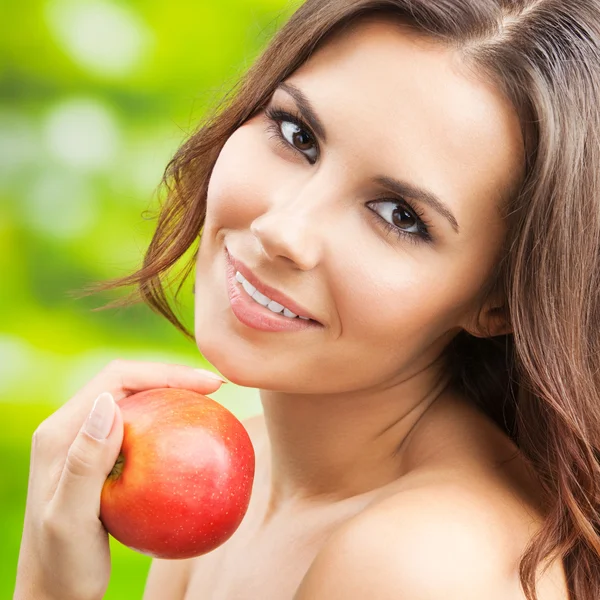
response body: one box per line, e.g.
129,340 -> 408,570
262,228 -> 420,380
250,177 -> 331,270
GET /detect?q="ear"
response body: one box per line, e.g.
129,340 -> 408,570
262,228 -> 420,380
461,301 -> 512,339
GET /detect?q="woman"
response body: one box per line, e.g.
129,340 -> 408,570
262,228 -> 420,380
14,1 -> 600,599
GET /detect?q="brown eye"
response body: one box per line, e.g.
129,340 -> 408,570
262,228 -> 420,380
391,207 -> 418,230
368,199 -> 423,237
280,121 -> 318,160
290,126 -> 313,151
264,107 -> 320,163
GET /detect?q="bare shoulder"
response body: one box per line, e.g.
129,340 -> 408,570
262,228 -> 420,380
294,392 -> 570,600
294,484 -> 509,600
143,556 -> 194,600
294,482 -> 568,600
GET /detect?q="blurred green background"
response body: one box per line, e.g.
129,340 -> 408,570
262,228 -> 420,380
1,0 -> 296,597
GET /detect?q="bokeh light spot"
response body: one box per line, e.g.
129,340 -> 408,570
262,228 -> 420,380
45,0 -> 154,78
24,169 -> 98,239
43,97 -> 120,170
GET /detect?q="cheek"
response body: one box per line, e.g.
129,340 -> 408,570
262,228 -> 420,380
335,206 -> 507,347
206,123 -> 272,225
335,254 -> 481,350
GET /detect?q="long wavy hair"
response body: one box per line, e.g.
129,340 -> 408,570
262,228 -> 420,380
76,1 -> 600,598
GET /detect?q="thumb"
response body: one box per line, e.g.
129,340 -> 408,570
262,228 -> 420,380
53,392 -> 124,520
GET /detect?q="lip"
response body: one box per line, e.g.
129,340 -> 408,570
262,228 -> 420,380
225,248 -> 321,324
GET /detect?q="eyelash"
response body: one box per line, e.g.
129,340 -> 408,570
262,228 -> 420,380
263,105 -> 434,245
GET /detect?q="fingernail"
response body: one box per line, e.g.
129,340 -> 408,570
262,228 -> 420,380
85,392 -> 115,440
194,369 -> 228,383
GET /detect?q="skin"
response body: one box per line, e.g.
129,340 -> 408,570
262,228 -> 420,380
193,15 -> 525,528
143,16 -> 576,600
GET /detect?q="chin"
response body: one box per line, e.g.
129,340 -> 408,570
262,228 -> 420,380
194,335 -> 263,389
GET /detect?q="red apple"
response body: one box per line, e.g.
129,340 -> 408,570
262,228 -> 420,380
99,388 -> 255,559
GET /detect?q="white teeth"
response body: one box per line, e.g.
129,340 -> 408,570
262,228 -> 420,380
235,270 -> 303,319
267,300 -> 285,313
252,289 -> 271,306
241,279 -> 256,297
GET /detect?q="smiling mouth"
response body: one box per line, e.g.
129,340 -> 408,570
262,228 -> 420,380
234,269 -> 314,321
225,248 -> 322,324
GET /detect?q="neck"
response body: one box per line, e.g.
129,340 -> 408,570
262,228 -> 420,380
258,363 -> 454,521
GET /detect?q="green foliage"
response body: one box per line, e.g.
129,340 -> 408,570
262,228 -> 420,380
1,0 -> 294,597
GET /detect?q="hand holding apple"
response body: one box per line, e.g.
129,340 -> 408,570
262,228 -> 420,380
100,387 -> 256,559
14,360 -> 236,600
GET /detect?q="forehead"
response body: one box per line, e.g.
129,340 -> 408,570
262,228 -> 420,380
276,17 -> 525,237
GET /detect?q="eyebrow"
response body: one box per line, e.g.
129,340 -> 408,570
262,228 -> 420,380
275,82 -> 461,235
278,81 -> 328,143
375,176 -> 460,234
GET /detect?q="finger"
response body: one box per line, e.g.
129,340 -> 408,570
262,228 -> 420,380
51,361 -> 227,438
49,392 -> 123,522
82,361 -> 227,404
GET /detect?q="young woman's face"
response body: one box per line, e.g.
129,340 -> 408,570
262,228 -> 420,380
194,16 -> 525,392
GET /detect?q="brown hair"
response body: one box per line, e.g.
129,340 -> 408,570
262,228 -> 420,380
76,1 -> 600,598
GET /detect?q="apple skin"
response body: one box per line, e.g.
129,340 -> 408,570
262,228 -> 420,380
99,388 -> 255,559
